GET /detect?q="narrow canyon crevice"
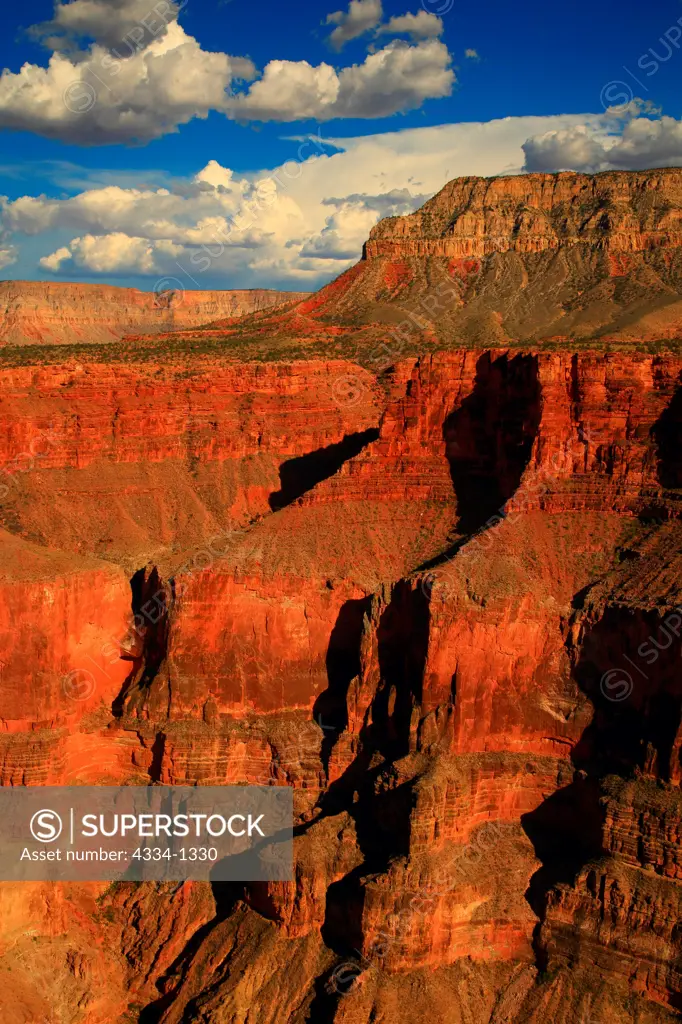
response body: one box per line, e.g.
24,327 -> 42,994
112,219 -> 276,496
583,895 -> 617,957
373,581 -> 430,760
112,566 -> 173,720
268,427 -> 380,511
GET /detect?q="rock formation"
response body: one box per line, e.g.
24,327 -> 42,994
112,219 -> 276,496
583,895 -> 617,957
0,280 -> 310,346
1,169 -> 682,1023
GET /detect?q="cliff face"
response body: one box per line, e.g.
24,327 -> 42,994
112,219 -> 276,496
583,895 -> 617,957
365,170 -> 682,258
2,170 -> 682,1024
0,360 -> 380,568
0,280 -> 309,345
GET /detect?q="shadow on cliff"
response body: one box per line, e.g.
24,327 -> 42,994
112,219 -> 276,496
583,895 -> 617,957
269,428 -> 379,511
652,377 -> 682,492
140,583 -> 428,1022
445,351 -> 542,535
569,606 -> 682,780
139,834 -> 294,1023
319,581 -> 430,811
373,580 -> 430,760
311,583 -> 431,979
314,596 -> 372,774
418,351 -> 542,573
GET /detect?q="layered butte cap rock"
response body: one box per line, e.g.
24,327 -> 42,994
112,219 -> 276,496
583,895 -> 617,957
1,168 -> 682,1023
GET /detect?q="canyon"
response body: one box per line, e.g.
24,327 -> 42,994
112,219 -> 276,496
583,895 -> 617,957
0,168 -> 682,1023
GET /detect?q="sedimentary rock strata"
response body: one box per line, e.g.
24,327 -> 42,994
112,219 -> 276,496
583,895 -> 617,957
2,169 -> 682,1023
0,280 -> 309,346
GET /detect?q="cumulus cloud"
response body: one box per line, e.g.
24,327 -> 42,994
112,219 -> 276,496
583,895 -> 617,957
195,159 -> 239,191
39,246 -> 72,271
4,176 -> 301,253
522,125 -> 607,173
228,61 -> 340,123
465,48 -> 479,59
300,203 -> 378,259
302,188 -> 427,258
604,115 -> 682,169
604,98 -> 661,119
322,187 -> 430,217
326,0 -> 383,49
0,2 -> 454,142
523,109 -> 682,173
377,11 -> 443,40
32,0 -> 184,52
1,114 -> 590,288
0,21 -> 256,144
227,40 -> 454,122
40,232 -> 183,274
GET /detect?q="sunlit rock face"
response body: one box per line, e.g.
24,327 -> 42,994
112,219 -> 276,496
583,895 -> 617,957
2,170 -> 682,1024
0,280 -> 310,346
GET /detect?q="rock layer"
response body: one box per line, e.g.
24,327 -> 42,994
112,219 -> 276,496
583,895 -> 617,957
365,170 -> 682,258
2,170 -> 682,1024
0,280 -> 309,346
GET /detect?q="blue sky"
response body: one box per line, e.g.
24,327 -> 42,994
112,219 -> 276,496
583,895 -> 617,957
0,0 -> 681,290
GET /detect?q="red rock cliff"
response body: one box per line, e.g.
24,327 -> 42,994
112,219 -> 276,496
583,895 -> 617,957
1,169 -> 682,1024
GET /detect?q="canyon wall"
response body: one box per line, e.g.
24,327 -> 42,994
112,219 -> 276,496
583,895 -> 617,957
2,169 -> 682,1024
0,280 -> 310,346
0,344 -> 680,1023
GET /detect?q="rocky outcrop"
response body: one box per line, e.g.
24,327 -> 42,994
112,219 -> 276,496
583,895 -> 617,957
365,169 -> 682,258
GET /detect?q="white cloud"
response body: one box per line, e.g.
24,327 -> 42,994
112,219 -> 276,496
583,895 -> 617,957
3,175 -> 305,253
195,160 -> 238,191
465,48 -> 479,59
301,186 -> 429,258
5,108 -> 680,290
326,0 -> 383,49
2,113 -> 590,288
605,115 -> 682,169
0,22 -> 255,144
522,125 -> 607,173
334,40 -> 453,118
224,40 -> 454,122
33,0 -> 184,51
40,233 -> 183,274
0,1 -> 453,143
377,11 -> 443,40
523,108 -> 682,173
323,187 -> 430,216
227,60 -> 341,123
39,246 -> 72,271
300,202 -> 382,259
